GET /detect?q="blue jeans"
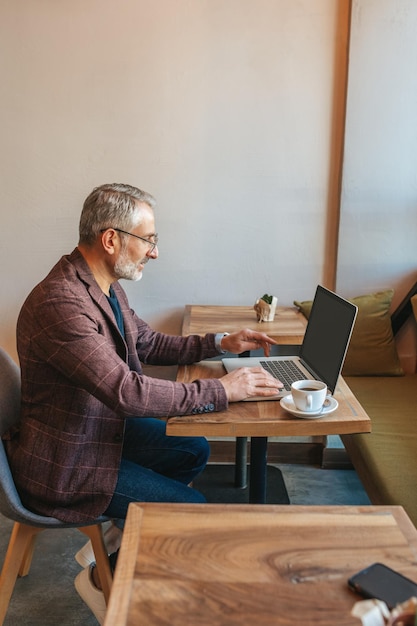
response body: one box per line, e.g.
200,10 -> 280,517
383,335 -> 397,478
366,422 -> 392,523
104,417 -> 209,526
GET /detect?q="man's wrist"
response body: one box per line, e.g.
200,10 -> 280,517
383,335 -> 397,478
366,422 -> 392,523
215,332 -> 229,353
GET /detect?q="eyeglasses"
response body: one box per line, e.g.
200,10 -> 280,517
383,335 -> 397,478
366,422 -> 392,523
101,227 -> 159,252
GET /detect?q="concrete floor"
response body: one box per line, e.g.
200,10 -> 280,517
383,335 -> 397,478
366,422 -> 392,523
0,463 -> 371,626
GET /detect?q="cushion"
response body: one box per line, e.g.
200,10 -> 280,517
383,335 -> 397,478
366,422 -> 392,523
411,294 -> 417,323
343,374 -> 417,525
294,289 -> 403,376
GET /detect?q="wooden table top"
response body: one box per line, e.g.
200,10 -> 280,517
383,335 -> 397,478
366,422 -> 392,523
166,360 -> 371,438
182,304 -> 307,344
104,503 -> 417,626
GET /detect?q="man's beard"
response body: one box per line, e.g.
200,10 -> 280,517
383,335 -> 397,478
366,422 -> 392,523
114,248 -> 146,282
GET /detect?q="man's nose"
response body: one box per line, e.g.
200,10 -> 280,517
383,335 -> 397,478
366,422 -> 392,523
148,244 -> 158,259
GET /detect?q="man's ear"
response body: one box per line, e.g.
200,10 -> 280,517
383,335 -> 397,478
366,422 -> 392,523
100,229 -> 119,255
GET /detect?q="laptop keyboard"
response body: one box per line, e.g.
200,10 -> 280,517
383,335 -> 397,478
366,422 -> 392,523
259,359 -> 306,391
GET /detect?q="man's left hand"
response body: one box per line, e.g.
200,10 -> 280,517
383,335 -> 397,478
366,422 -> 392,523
221,329 -> 277,356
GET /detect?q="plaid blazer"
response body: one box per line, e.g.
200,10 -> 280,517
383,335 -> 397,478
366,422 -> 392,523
5,248 -> 227,523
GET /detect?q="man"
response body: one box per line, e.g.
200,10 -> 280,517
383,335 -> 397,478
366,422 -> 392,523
5,183 -> 282,622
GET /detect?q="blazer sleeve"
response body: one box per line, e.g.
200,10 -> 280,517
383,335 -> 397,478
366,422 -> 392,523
18,282 -> 228,419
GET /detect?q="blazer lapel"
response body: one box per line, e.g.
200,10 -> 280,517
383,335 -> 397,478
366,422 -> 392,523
69,248 -> 129,358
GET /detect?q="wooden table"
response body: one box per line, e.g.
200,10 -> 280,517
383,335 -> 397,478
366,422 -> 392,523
168,361 -> 371,502
167,304 -> 371,504
104,503 -> 417,626
169,360 -> 371,438
181,304 -> 309,491
181,304 -> 307,343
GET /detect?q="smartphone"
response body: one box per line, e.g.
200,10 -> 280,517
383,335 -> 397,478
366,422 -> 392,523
348,562 -> 417,609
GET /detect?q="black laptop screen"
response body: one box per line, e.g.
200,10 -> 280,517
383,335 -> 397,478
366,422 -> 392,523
299,286 -> 358,394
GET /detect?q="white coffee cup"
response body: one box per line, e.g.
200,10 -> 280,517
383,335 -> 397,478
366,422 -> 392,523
291,380 -> 328,413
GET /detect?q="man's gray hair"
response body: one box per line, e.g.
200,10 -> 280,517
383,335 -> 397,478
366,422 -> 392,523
79,183 -> 156,246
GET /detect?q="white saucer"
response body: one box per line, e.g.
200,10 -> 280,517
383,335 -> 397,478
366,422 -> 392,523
280,395 -> 338,419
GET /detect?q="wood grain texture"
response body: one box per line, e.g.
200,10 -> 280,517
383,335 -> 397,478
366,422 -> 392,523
182,305 -> 307,344
166,361 -> 371,437
104,504 -> 417,626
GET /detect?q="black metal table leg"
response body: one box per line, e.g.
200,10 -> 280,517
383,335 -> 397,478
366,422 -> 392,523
249,436 -> 268,503
234,437 -> 248,488
233,350 -> 250,490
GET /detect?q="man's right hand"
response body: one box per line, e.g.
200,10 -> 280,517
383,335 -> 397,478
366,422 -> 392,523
219,366 -> 283,402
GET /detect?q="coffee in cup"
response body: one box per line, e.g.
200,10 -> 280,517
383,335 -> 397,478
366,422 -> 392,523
291,380 -> 327,412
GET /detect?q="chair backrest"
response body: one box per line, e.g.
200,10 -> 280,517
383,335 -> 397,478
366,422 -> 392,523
0,347 -> 64,525
0,347 -> 21,437
0,347 -> 27,523
0,346 -> 110,527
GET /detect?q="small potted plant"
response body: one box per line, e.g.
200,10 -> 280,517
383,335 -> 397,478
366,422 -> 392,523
254,293 -> 278,322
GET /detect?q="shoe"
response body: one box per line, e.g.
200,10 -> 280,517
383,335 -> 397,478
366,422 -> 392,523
75,565 -> 107,625
75,541 -> 97,568
76,523 -> 122,567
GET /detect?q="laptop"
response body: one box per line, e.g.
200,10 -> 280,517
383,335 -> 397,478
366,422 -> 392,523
222,285 -> 358,400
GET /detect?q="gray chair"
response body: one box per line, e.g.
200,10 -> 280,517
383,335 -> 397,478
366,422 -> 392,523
0,347 -> 113,625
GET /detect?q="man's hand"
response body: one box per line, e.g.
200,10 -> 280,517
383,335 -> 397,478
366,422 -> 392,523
221,328 -> 277,357
219,366 -> 283,402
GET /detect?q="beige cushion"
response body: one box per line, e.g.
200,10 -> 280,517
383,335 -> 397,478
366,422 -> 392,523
294,289 -> 403,376
344,374 -> 417,526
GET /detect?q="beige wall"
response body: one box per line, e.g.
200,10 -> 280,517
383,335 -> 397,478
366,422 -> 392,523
338,0 -> 417,369
0,0 -> 416,366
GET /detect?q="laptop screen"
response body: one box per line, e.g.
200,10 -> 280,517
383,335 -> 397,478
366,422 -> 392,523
300,286 -> 358,394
